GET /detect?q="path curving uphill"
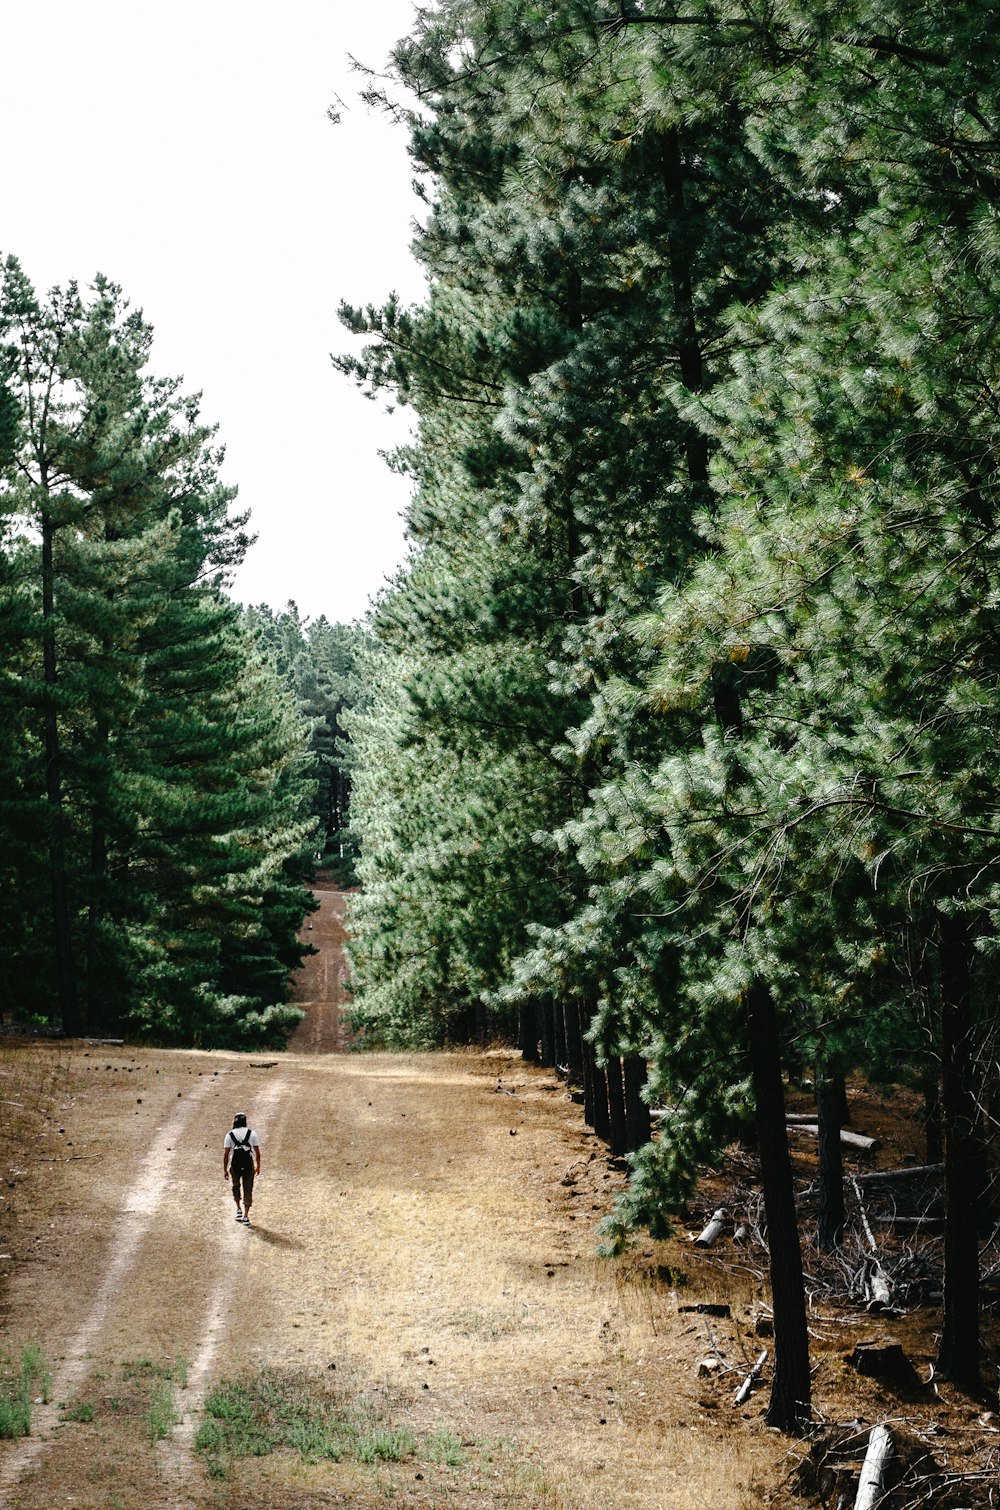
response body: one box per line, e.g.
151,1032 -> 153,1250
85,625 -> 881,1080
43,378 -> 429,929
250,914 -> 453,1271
287,885 -> 353,1054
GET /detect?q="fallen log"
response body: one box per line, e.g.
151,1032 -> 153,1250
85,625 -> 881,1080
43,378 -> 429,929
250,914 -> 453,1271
852,1181 -> 893,1311
850,1162 -> 943,1185
861,1256 -> 892,1312
885,1215 -> 945,1233
734,1349 -> 768,1405
788,1122 -> 879,1151
855,1424 -> 894,1510
695,1208 -> 727,1247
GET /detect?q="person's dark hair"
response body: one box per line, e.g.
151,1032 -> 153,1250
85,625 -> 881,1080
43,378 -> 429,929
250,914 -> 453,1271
233,1112 -> 247,1127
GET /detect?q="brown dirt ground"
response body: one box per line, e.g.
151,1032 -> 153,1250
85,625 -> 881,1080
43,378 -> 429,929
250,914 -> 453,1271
0,900 -> 996,1507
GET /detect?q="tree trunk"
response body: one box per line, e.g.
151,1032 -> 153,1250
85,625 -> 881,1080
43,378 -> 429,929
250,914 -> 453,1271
748,981 -> 810,1431
588,1041 -> 611,1143
563,999 -> 584,1081
554,998 -> 566,1068
816,1070 -> 846,1251
578,1000 -> 596,1124
623,1055 -> 651,1151
936,911 -> 981,1391
519,1003 -> 538,1063
539,1000 -> 556,1068
923,1061 -> 943,1165
606,1054 -> 628,1156
41,509 -> 80,1035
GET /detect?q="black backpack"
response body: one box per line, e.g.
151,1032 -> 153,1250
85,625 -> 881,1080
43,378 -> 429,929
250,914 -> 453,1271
230,1127 -> 254,1172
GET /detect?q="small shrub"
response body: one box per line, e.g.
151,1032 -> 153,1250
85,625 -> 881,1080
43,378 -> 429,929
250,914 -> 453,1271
0,1343 -> 51,1438
427,1429 -> 464,1467
62,1400 -> 96,1423
146,1380 -> 178,1443
356,1426 -> 417,1463
197,1368 -> 419,1478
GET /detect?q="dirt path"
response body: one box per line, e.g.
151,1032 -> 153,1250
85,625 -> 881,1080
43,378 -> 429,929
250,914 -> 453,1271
286,887 -> 352,1054
0,897 -> 781,1508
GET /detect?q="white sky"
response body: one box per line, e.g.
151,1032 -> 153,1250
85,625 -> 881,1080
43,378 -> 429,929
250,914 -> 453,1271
1,0 -> 425,625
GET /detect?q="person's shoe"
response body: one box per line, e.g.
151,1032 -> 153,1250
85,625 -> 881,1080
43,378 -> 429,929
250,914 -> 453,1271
243,1213 -> 252,1227
235,1206 -> 243,1220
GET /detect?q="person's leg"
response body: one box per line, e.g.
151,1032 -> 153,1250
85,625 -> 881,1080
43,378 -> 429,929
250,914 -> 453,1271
243,1166 -> 255,1221
231,1169 -> 243,1216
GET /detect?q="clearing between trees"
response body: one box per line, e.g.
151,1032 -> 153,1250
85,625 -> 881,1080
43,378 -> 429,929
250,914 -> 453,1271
0,893 -> 993,1508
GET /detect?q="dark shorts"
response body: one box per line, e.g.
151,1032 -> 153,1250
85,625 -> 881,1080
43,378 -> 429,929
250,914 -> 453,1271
231,1160 -> 255,1207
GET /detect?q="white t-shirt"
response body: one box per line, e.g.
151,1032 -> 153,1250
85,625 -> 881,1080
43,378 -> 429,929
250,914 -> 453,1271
224,1129 -> 260,1151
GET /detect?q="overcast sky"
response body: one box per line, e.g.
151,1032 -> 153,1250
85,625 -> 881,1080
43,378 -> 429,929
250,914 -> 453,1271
1,0 -> 425,624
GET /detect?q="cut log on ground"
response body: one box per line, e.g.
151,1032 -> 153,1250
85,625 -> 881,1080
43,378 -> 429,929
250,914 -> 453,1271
788,1122 -> 879,1151
734,1349 -> 768,1405
850,1163 -> 943,1185
854,1424 -> 894,1510
695,1208 -> 727,1247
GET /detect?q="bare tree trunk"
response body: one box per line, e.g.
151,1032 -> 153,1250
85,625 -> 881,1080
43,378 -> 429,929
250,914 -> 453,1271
588,1041 -> 611,1143
606,1054 -> 628,1156
539,1000 -> 556,1068
748,982 -> 810,1432
623,1055 -> 651,1151
936,911 -> 981,1391
923,1061 -> 943,1165
554,999 -> 566,1068
563,1000 -> 584,1081
816,1069 -> 846,1251
519,1003 -> 538,1063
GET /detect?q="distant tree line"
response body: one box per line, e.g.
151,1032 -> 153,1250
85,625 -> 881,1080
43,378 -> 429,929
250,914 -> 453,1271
340,0 -> 1000,1427
244,603 -> 365,886
0,259 -> 317,1047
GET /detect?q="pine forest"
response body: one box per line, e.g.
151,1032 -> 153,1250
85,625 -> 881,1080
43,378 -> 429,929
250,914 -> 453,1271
3,0 -> 1000,1471
338,0 -> 1000,1431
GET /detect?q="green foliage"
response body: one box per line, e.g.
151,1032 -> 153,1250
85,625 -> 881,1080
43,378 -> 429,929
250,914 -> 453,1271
0,260 -> 315,1045
341,0 -> 1000,1351
196,1368 -> 418,1479
244,602 -> 366,884
0,1343 -> 50,1438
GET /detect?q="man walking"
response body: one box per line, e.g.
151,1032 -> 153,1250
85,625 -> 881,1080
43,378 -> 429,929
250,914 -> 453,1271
223,1111 -> 261,1226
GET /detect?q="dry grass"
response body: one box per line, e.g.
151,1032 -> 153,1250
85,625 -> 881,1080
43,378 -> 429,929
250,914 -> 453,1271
10,1033 -> 989,1508
0,1040 -> 790,1508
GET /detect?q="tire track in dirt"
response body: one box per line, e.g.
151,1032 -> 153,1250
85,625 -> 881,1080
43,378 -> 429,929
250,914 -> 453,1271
0,1069 -> 230,1496
169,1074 -> 289,1452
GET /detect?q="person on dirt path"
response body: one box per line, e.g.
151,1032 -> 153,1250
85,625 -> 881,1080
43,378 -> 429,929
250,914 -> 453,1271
223,1112 -> 260,1226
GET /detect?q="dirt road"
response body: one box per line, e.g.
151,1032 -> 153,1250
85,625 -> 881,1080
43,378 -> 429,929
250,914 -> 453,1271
0,895 -> 778,1508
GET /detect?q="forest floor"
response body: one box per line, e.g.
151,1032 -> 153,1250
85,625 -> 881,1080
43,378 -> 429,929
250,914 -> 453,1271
0,891 -> 996,1508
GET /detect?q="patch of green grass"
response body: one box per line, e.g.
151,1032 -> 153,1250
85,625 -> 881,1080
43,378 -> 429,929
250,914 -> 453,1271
146,1380 -> 179,1443
62,1399 -> 96,1423
122,1357 -> 175,1383
426,1428 -> 465,1467
98,1355 -> 186,1443
0,1343 -> 51,1438
196,1369 -> 421,1480
355,1425 -> 418,1463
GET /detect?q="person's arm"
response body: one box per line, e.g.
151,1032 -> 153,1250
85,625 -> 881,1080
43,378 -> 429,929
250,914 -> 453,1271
254,1144 -> 261,1176
223,1137 -> 230,1180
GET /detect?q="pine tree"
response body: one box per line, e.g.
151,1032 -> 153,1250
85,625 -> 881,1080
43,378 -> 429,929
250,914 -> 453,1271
0,258 -> 313,1044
